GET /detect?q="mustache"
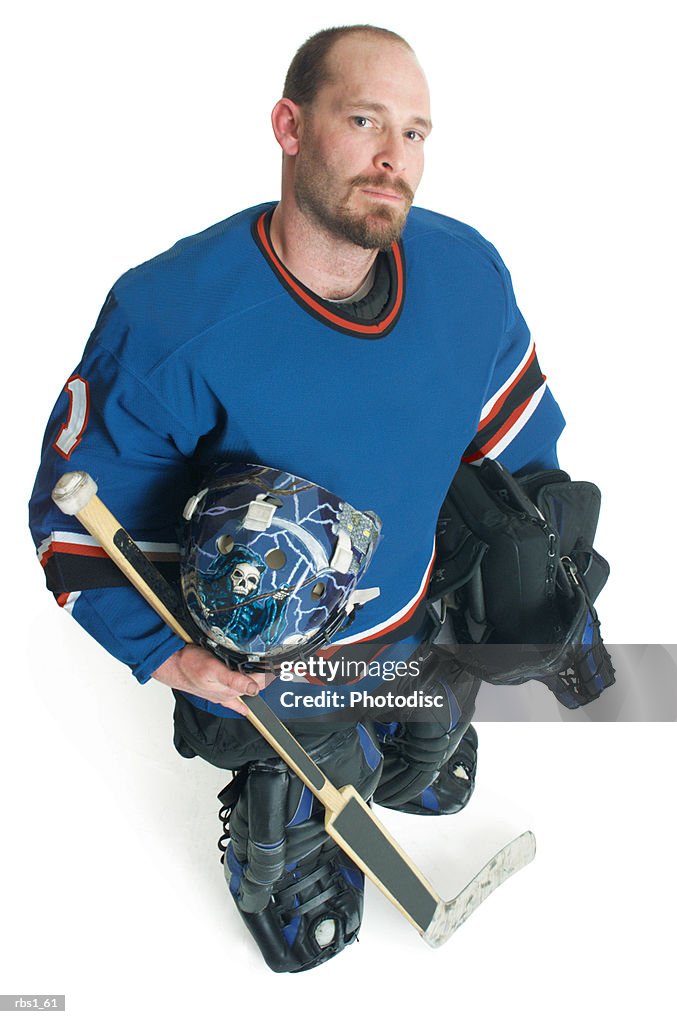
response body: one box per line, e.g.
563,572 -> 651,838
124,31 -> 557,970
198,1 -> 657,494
350,174 -> 415,204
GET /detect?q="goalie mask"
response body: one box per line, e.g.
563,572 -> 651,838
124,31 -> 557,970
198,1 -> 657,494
181,463 -> 382,670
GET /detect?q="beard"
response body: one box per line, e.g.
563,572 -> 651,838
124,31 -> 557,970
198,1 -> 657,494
293,154 -> 415,250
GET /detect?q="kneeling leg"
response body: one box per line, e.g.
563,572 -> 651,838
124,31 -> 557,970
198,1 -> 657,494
218,723 -> 383,973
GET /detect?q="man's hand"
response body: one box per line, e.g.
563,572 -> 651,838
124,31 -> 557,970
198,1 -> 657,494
152,645 -> 268,716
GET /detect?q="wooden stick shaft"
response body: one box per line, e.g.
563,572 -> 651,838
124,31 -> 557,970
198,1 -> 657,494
75,494 -> 194,643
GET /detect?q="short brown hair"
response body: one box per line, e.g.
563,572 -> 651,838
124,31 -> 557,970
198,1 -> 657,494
283,25 -> 413,107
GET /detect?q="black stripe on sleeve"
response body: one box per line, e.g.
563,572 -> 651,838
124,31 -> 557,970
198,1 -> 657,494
43,551 -> 180,594
464,353 -> 545,459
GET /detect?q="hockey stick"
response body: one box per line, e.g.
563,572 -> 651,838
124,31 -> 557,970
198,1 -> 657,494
52,469 -> 536,947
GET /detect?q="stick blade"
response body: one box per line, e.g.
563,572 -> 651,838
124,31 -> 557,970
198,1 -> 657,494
422,830 -> 537,948
325,787 -> 440,934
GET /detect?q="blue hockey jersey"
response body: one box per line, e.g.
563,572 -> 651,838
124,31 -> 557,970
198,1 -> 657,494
29,202 -> 564,703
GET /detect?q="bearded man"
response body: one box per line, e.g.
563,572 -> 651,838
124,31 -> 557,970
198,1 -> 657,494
29,25 -> 564,971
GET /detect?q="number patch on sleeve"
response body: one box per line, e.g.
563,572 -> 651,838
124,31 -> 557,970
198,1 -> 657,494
53,375 -> 90,459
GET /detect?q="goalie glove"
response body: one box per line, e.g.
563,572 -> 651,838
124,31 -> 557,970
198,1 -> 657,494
430,459 -> 615,708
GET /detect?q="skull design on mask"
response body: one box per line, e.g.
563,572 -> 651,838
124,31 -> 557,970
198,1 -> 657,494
230,562 -> 261,597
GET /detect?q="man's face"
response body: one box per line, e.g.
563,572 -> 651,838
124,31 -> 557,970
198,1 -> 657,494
292,36 -> 432,250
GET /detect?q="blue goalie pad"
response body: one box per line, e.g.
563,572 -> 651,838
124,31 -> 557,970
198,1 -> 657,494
372,646 -> 480,812
216,723 -> 383,972
224,841 -> 364,973
397,724 -> 478,816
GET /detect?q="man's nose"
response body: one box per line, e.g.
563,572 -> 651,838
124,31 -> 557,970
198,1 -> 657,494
375,131 -> 406,174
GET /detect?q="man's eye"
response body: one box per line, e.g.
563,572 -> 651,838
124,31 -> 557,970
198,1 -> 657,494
352,116 -> 372,128
405,130 -> 424,142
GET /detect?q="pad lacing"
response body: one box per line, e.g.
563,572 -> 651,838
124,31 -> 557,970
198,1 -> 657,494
217,769 -> 249,862
272,845 -> 345,923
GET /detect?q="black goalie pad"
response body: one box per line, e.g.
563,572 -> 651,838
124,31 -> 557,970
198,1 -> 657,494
372,646 -> 480,810
393,723 -> 479,816
217,724 -> 383,972
430,459 -> 615,705
223,840 -> 365,973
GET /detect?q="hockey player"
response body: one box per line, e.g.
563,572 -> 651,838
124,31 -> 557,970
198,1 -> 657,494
29,25 -> 565,970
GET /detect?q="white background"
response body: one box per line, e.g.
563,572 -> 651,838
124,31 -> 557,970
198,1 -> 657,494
3,1 -> 675,1020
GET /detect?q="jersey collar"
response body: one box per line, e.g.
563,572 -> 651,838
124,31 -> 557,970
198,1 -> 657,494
252,206 -> 405,339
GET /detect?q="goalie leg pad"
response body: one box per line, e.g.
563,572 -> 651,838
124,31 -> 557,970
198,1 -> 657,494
224,840 -> 364,973
218,723 -> 382,972
400,724 -> 478,815
372,646 -> 480,813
